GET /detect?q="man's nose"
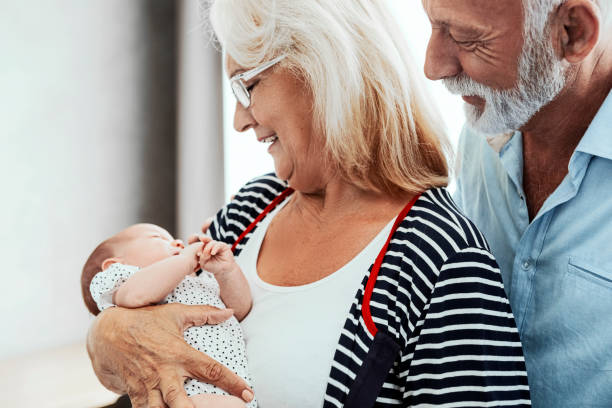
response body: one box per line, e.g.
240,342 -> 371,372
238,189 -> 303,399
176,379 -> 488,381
233,101 -> 256,132
424,30 -> 462,81
171,239 -> 185,249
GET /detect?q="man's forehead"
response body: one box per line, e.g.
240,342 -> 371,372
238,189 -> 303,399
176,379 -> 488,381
422,0 -> 521,29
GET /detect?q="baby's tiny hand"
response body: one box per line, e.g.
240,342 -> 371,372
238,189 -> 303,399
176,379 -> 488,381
182,241 -> 204,272
198,240 -> 237,277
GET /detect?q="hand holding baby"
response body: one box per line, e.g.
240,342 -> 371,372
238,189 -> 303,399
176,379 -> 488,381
84,223 -> 256,407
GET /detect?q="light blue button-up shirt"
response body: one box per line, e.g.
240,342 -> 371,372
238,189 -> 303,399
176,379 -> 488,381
454,91 -> 612,407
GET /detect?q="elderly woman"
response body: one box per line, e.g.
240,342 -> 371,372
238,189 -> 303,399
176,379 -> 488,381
85,0 -> 531,407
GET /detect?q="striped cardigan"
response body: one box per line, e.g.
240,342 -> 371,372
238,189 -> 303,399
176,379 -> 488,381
210,174 -> 530,407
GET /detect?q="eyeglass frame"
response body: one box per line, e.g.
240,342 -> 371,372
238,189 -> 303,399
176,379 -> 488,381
230,54 -> 286,109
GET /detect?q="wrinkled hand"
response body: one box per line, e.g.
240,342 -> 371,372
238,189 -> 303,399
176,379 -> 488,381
87,303 -> 254,408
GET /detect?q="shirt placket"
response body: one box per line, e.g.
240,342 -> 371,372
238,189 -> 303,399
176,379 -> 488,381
497,132 -> 529,311
510,213 -> 552,331
506,151 -> 586,332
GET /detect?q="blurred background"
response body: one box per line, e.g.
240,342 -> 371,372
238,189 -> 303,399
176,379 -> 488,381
0,1 -> 463,406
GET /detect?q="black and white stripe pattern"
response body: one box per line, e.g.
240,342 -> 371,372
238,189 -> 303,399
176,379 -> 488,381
210,174 -> 288,256
210,174 -> 530,407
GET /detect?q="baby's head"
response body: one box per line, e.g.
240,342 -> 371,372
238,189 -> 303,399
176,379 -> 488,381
81,223 -> 184,315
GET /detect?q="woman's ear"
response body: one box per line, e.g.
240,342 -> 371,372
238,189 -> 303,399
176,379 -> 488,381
557,0 -> 600,63
101,257 -> 122,271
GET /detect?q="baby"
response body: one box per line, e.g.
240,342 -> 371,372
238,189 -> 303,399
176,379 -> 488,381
82,223 -> 256,408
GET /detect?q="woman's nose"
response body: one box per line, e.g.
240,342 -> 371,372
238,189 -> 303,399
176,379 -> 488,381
233,100 -> 257,132
171,239 -> 185,249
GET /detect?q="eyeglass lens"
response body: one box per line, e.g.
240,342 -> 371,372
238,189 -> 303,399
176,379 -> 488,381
231,81 -> 249,108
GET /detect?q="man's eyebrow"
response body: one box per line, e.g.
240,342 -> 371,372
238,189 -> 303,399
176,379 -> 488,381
449,24 -> 484,37
429,15 -> 486,37
445,22 -> 488,40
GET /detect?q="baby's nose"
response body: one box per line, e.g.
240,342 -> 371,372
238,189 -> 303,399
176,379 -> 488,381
171,239 -> 185,249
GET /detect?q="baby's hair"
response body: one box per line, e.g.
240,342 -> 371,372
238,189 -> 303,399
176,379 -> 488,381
81,236 -> 120,315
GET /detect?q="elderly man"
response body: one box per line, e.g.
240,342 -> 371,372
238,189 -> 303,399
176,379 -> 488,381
422,0 -> 611,406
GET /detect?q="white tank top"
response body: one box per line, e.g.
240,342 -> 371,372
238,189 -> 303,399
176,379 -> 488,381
236,200 -> 395,407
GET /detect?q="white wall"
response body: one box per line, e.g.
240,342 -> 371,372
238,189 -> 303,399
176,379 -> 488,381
0,0 -> 176,360
177,0 -> 225,239
223,1 -> 465,198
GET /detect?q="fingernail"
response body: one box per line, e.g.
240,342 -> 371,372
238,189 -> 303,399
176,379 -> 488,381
242,389 -> 254,402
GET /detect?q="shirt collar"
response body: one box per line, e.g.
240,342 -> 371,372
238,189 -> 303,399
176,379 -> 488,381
574,89 -> 612,161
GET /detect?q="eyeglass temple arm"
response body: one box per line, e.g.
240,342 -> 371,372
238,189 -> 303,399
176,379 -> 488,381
238,55 -> 286,82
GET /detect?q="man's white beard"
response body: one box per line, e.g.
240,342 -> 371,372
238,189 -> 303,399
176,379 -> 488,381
443,21 -> 567,135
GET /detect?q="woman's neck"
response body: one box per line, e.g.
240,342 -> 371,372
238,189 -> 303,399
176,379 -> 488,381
286,176 -> 413,225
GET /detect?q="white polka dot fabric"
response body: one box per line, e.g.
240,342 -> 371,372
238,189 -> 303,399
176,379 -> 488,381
90,263 -> 257,407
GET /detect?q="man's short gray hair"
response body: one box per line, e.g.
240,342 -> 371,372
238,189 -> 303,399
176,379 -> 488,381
523,0 -> 609,33
522,0 -> 563,35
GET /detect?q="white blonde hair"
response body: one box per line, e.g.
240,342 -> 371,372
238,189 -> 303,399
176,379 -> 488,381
209,0 -> 449,195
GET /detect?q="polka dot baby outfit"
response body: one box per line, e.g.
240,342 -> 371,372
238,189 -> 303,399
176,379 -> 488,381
90,263 -> 257,407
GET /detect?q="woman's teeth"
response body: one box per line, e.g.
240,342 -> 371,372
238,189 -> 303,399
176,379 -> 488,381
261,135 -> 278,144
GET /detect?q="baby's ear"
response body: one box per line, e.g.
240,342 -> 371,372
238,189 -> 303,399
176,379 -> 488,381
101,257 -> 122,271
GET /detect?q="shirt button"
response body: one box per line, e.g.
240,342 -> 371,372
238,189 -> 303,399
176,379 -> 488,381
522,260 -> 532,270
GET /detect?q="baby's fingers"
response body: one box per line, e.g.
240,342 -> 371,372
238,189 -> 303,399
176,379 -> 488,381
198,234 -> 213,245
198,250 -> 211,268
203,240 -> 217,256
210,241 -> 229,256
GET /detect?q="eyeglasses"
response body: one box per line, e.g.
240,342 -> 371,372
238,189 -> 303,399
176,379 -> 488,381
230,54 -> 286,108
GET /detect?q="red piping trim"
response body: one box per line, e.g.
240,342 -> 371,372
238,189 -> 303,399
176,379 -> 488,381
231,187 -> 295,253
361,193 -> 422,336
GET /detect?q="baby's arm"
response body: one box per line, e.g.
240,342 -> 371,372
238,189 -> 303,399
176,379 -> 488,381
199,239 -> 252,321
113,242 -> 202,308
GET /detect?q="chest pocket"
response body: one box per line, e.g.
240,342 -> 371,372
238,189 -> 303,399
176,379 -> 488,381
567,256 -> 612,289
344,331 -> 401,408
561,257 -> 612,371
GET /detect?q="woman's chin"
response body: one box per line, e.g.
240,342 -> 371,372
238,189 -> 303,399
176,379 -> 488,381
273,165 -> 292,182
271,154 -> 292,181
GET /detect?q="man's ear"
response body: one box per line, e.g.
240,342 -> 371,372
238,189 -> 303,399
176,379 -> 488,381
557,0 -> 600,63
101,257 -> 122,271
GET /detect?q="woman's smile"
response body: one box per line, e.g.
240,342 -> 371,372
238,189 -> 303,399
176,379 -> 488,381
258,134 -> 278,144
257,133 -> 279,153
